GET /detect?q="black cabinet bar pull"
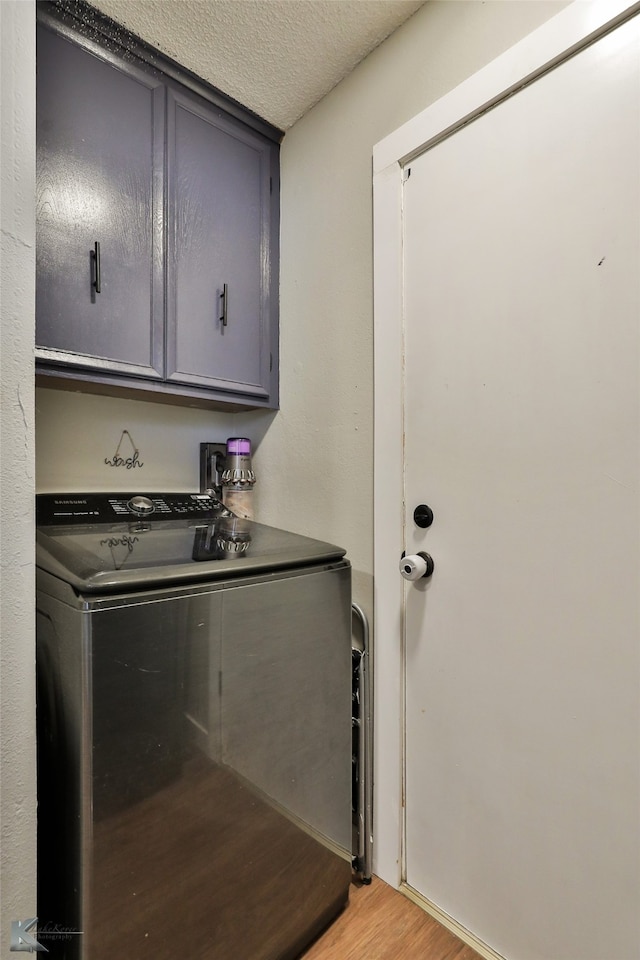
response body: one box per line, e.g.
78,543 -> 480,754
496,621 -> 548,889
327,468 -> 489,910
92,241 -> 101,294
219,283 -> 228,327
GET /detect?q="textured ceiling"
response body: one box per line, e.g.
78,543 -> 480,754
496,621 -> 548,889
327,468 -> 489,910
91,0 -> 425,130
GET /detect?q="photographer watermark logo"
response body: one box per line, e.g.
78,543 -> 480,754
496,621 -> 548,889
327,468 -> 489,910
11,919 -> 83,952
10,918 -> 47,953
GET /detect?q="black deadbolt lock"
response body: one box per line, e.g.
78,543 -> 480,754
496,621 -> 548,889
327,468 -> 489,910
413,504 -> 434,528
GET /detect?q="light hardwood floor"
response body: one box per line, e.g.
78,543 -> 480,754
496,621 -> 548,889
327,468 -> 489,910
300,876 -> 484,960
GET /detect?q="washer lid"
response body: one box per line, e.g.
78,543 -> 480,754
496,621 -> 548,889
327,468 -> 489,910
36,494 -> 346,593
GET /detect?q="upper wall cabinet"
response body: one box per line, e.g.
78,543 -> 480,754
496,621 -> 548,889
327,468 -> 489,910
36,3 -> 281,410
166,90 -> 273,399
36,26 -> 165,380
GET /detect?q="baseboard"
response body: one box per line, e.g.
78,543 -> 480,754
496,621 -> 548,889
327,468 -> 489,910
400,883 -> 505,960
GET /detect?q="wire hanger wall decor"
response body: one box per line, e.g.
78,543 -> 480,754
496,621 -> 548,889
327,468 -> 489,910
105,430 -> 144,469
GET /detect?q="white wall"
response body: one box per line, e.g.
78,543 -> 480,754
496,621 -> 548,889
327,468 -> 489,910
0,0 -> 36,945
6,0 -> 569,950
35,389 -> 249,493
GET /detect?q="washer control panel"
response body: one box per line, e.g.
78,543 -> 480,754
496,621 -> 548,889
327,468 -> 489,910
36,493 -> 226,525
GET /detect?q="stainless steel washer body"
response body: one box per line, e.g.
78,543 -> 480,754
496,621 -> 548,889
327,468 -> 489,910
36,493 -> 352,960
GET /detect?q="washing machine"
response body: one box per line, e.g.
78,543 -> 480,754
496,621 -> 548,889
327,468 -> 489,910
36,492 -> 352,960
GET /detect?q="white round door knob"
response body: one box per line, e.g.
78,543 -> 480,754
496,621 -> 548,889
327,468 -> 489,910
399,552 -> 434,581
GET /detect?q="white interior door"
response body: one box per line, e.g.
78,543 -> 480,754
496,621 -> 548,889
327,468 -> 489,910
401,13 -> 639,960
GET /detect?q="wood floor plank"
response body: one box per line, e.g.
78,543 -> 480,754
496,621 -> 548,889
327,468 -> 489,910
300,876 -> 484,960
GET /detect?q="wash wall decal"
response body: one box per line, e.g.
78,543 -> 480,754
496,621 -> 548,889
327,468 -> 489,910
105,430 -> 144,469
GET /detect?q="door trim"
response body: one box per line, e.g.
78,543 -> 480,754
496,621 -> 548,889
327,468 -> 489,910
372,0 -> 640,889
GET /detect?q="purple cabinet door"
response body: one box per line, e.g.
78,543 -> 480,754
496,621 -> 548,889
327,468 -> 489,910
36,25 -> 164,378
166,89 -> 277,402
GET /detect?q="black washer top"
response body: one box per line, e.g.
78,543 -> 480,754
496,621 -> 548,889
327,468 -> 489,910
36,492 -> 227,524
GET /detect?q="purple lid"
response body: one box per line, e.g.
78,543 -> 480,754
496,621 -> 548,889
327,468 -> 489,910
226,437 -> 251,455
